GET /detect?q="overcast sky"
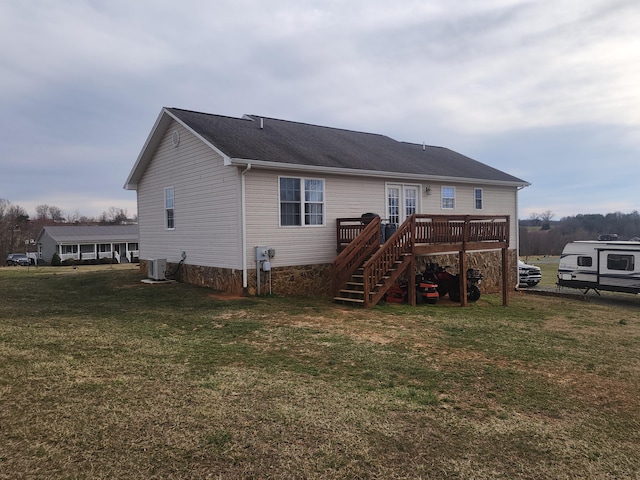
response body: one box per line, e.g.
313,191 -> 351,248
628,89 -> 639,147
1,0 -> 639,221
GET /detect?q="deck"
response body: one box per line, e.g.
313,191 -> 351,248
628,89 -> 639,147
333,214 -> 510,307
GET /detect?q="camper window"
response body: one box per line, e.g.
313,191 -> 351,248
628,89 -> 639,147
577,256 -> 593,267
607,254 -> 634,271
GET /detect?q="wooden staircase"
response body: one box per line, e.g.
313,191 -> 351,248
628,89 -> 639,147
333,216 -> 415,307
333,255 -> 413,306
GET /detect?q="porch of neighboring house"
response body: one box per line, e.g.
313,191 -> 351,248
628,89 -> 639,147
332,214 -> 510,308
56,242 -> 140,263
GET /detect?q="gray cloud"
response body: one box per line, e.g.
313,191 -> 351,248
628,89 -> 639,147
1,0 -> 638,220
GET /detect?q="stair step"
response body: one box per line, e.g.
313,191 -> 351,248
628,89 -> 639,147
339,289 -> 365,296
333,296 -> 365,305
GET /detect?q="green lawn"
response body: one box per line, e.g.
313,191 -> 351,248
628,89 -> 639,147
1,266 -> 639,479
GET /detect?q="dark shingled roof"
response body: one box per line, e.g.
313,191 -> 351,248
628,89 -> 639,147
37,225 -> 139,243
164,108 -> 526,184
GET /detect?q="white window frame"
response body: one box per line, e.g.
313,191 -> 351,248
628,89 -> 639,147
278,176 -> 325,227
387,185 -> 400,225
441,186 -> 455,210
386,183 -> 420,225
474,188 -> 483,210
60,244 -> 78,255
164,187 -> 175,230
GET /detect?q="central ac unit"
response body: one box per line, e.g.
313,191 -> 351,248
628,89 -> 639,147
148,258 -> 166,281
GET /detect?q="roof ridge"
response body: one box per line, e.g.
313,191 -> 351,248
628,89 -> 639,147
243,114 -> 391,139
166,107 -> 249,123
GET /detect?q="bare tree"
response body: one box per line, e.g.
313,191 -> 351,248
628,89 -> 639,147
540,210 -> 554,231
100,207 -> 129,225
48,205 -> 64,222
34,204 -> 65,222
35,204 -> 50,220
0,199 -> 30,258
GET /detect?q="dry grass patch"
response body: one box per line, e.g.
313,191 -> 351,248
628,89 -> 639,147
1,268 -> 640,478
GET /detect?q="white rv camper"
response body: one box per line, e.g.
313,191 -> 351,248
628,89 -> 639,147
557,240 -> 640,294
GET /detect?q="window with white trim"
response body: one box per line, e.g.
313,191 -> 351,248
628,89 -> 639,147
279,177 -> 324,226
165,187 -> 175,229
60,245 -> 78,255
474,188 -> 483,210
441,186 -> 455,209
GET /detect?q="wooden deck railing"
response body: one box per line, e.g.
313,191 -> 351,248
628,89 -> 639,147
413,215 -> 509,245
336,217 -> 373,252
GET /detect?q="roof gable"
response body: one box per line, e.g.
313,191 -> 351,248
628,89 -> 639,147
125,107 -> 528,189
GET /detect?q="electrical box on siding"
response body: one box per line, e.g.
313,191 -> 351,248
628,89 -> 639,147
255,246 -> 269,261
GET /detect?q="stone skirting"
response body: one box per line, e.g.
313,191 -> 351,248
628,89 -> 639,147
139,259 -> 332,296
251,263 -> 333,297
140,250 -> 517,297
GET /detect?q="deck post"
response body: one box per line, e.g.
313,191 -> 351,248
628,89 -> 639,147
408,253 -> 416,306
502,247 -> 509,306
459,250 -> 468,307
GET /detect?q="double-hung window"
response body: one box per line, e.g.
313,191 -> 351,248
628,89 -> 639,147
165,187 -> 175,229
279,177 -> 324,226
441,186 -> 455,210
474,188 -> 483,210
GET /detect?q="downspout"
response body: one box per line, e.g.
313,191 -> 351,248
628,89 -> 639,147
515,185 -> 525,289
241,163 -> 252,294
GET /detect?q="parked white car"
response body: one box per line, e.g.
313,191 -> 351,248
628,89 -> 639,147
518,259 -> 542,287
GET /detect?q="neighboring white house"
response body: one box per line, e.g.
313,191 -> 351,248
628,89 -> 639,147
124,107 -> 529,296
36,225 -> 139,264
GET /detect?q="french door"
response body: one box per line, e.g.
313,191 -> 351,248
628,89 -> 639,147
386,184 -> 419,225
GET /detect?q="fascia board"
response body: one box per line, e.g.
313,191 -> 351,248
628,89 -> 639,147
229,158 -> 530,188
123,109 -> 171,190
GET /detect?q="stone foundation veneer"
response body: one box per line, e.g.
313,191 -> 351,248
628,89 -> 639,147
140,250 -> 517,297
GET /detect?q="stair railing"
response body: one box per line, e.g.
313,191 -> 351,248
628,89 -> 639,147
362,215 -> 415,307
332,216 -> 381,296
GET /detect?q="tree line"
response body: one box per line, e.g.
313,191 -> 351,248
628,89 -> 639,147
0,198 -> 135,262
520,211 -> 640,256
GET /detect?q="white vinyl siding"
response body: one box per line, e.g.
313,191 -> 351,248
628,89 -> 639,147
245,170 -> 384,267
423,182 -> 518,248
136,121 -> 242,269
245,174 -> 521,267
